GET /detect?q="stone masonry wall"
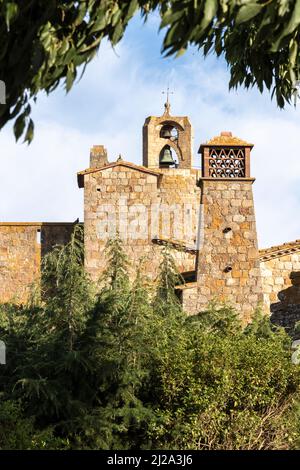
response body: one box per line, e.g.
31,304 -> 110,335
180,249 -> 300,319
0,224 -> 40,303
260,253 -> 300,308
158,168 -> 200,259
196,179 -> 263,321
0,223 -> 74,303
260,254 -> 300,332
83,165 -> 200,284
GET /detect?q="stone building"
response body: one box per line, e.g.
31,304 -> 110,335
1,100 -> 300,325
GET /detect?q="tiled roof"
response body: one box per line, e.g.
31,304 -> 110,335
259,240 -> 300,261
202,131 -> 253,147
152,236 -> 300,262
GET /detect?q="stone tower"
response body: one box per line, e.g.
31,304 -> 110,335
143,100 -> 193,169
78,101 -> 200,284
196,132 -> 263,320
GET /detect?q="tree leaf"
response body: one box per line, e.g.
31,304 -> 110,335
236,3 -> 263,25
13,111 -> 26,141
199,0 -> 218,31
90,11 -> 107,33
5,2 -> 18,30
66,64 -> 76,92
24,118 -> 34,144
272,0 -> 300,50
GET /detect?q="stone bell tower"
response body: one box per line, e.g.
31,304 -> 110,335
143,97 -> 193,169
196,132 -> 263,320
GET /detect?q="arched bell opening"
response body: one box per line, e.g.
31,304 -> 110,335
159,145 -> 179,168
160,123 -> 179,141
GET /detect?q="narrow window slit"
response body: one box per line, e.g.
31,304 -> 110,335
36,229 -> 41,244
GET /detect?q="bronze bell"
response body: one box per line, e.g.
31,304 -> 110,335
160,145 -> 175,167
161,126 -> 172,138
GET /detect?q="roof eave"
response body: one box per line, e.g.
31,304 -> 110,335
77,161 -> 162,188
198,142 -> 254,153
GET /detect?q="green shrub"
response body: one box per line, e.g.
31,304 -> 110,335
0,232 -> 300,450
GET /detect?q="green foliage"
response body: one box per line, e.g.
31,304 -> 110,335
148,308 -> 300,449
189,300 -> 242,337
0,398 -> 67,449
153,246 -> 183,315
1,231 -> 300,449
0,398 -> 37,449
74,237 -> 155,449
101,233 -> 130,293
1,1 -> 300,143
41,224 -> 93,350
159,0 -> 300,108
0,0 -> 147,142
0,225 -> 95,425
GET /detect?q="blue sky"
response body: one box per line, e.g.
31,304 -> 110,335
1,12 -> 300,248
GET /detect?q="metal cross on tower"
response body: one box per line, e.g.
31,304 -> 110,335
162,86 -> 174,115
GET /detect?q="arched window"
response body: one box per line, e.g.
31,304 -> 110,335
160,124 -> 179,141
159,145 -> 179,168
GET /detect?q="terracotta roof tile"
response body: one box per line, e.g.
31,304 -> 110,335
259,239 -> 300,261
202,131 -> 253,148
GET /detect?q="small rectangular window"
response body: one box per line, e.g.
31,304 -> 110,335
36,229 -> 41,244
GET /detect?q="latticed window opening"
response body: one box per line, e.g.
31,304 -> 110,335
209,148 -> 245,178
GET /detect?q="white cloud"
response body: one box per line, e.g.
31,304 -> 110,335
0,123 -> 89,221
0,16 -> 300,249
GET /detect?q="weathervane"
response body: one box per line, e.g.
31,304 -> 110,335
162,85 -> 174,115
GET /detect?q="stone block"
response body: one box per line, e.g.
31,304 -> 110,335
233,215 -> 245,223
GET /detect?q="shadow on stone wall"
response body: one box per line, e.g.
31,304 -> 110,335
40,224 -> 76,259
270,271 -> 300,337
